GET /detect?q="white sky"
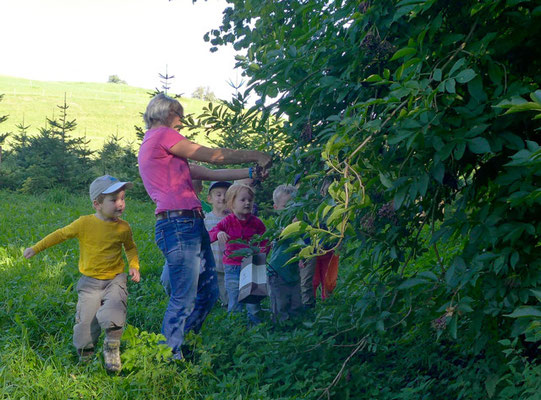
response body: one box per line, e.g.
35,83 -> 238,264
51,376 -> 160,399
0,0 -> 242,100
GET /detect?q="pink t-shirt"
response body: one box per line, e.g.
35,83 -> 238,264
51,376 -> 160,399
138,126 -> 201,214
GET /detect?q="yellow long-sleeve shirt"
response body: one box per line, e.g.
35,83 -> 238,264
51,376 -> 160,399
31,215 -> 140,280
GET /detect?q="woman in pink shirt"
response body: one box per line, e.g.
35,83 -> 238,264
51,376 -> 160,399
138,93 -> 270,360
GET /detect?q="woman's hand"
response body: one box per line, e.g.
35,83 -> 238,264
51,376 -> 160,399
256,152 -> 272,168
217,231 -> 229,246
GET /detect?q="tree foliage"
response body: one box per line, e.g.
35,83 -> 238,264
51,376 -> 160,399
107,74 -> 127,84
191,86 -> 218,102
201,0 -> 540,396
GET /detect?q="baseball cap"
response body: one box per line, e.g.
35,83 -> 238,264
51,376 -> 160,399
208,181 -> 232,193
89,175 -> 133,201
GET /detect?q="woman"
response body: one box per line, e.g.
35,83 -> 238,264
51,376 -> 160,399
138,93 -> 270,359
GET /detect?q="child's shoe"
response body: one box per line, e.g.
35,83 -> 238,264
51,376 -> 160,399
77,348 -> 94,363
103,339 -> 121,372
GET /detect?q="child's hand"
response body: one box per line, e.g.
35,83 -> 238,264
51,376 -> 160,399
129,268 -> 141,283
217,231 -> 229,246
23,248 -> 36,259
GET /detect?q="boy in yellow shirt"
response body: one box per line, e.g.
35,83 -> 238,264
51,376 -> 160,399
24,175 -> 141,372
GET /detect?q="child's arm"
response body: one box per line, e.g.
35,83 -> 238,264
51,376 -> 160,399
24,219 -> 81,259
208,218 -> 230,245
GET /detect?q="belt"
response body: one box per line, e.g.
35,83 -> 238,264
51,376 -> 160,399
156,209 -> 204,220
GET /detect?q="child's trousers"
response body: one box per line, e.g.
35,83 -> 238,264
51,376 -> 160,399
224,264 -> 261,325
73,273 -> 127,350
268,274 -> 302,322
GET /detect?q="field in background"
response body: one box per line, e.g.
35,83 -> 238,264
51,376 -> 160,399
0,75 -> 212,150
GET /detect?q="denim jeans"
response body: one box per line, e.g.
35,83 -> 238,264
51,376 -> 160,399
224,264 -> 261,325
155,216 -> 218,358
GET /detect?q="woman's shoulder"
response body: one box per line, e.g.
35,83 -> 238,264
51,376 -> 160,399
145,126 -> 184,141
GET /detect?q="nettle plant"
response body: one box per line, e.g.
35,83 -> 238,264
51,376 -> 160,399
201,0 -> 540,361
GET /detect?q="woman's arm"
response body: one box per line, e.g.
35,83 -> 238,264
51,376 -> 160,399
189,164 -> 250,181
170,139 -> 271,168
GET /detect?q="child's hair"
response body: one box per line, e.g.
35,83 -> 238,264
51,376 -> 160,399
273,184 -> 297,205
226,184 -> 254,209
94,194 -> 106,204
93,189 -> 124,205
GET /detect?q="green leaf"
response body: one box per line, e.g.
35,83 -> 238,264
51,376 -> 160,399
418,173 -> 429,196
531,90 -> 541,104
530,289 -> 541,302
390,47 -> 416,61
455,69 -> 476,84
364,74 -> 383,83
432,161 -> 444,183
393,185 -> 408,209
468,137 -> 491,154
379,172 -> 393,188
280,221 -> 306,239
397,277 -> 428,289
449,58 -> 466,77
433,68 -> 442,82
485,375 -> 499,398
504,306 -> 541,318
418,271 -> 438,281
449,314 -> 458,339
445,78 -> 456,93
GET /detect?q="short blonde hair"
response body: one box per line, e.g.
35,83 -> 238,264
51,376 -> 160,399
143,93 -> 184,129
225,184 -> 254,209
273,184 -> 297,205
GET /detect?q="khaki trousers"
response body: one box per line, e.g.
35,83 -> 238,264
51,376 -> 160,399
73,273 -> 127,350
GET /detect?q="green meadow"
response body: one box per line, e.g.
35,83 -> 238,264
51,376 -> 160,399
3,190 -> 534,399
0,75 -> 212,150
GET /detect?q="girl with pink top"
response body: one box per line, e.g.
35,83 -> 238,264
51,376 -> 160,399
208,184 -> 267,324
138,94 -> 270,359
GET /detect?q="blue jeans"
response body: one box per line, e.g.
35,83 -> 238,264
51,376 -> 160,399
224,264 -> 261,325
155,216 -> 218,358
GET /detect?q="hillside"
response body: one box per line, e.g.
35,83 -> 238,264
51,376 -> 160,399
0,75 -> 212,150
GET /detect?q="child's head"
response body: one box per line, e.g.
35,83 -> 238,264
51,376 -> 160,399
273,184 -> 297,210
226,184 -> 255,218
207,181 -> 232,211
234,178 -> 257,191
90,175 -> 133,220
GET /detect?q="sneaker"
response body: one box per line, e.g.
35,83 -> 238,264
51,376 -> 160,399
103,340 -> 121,372
77,348 -> 94,363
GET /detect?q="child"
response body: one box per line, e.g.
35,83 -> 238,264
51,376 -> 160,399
23,175 -> 141,372
204,181 -> 232,307
208,184 -> 267,325
266,184 -> 303,322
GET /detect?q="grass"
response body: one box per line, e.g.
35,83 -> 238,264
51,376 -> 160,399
0,75 -> 212,150
3,189 -> 534,399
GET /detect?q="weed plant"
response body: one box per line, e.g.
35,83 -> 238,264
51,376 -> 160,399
1,191 -> 538,399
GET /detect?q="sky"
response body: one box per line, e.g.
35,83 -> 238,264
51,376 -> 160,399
0,0 -> 242,100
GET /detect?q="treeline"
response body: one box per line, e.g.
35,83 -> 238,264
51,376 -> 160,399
0,95 -> 144,197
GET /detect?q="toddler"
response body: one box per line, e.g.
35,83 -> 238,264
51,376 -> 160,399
267,184 -> 303,322
24,175 -> 140,372
208,184 -> 267,325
